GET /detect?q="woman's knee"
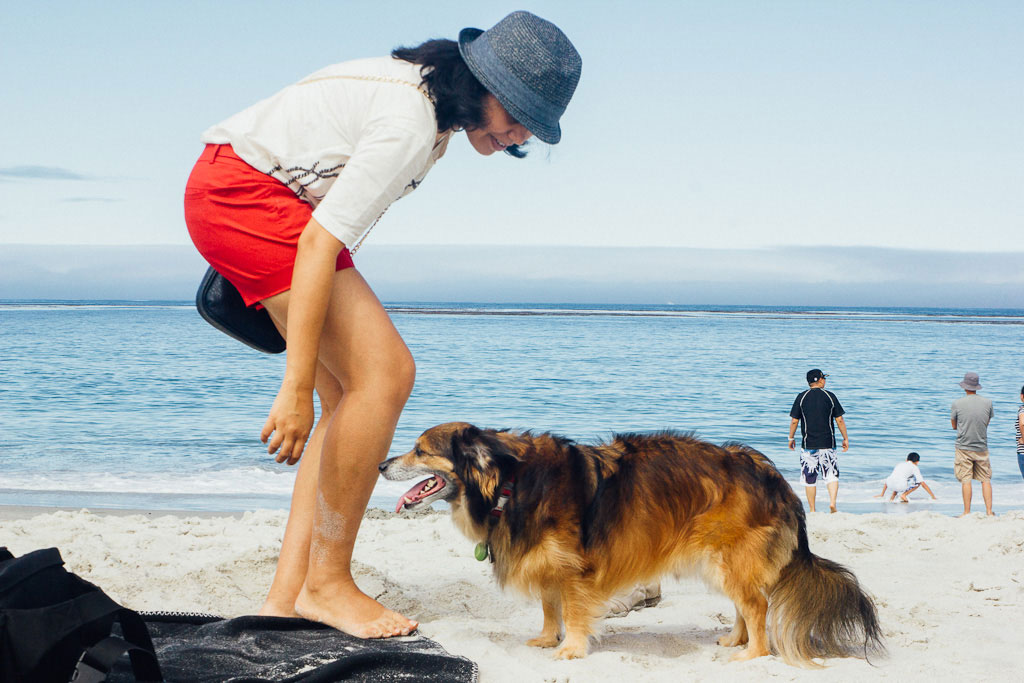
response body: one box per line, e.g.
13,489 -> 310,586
325,340 -> 415,408
364,342 -> 415,408
378,343 -> 416,406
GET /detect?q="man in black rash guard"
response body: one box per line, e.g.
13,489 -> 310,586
788,369 -> 850,513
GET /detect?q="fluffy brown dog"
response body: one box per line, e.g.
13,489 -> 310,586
379,423 -> 883,664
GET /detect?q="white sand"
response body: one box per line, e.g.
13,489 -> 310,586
3,506 -> 1023,682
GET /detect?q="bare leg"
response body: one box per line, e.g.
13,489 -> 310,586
804,486 -> 817,512
262,269 -> 417,638
981,480 -> 994,516
898,484 -> 921,504
958,480 -> 973,517
827,481 -> 838,513
259,362 -> 341,617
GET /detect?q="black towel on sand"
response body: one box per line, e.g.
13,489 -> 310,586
108,614 -> 478,683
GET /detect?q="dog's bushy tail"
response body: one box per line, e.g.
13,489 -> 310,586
767,517 -> 885,667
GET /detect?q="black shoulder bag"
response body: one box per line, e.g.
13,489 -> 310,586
195,266 -> 286,354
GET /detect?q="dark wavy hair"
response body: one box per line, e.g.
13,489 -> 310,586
391,39 -> 527,158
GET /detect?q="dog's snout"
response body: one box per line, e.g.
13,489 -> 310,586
377,460 -> 389,474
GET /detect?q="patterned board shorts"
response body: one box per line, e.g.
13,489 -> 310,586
800,449 -> 839,486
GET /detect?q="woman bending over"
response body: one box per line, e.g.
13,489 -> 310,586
184,12 -> 581,638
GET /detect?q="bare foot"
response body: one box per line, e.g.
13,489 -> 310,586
258,600 -> 299,618
295,580 -> 417,638
957,511 -> 971,518
898,496 -> 909,503
829,505 -> 837,514
986,511 -> 996,517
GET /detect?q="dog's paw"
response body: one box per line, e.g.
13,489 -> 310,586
717,634 -> 747,648
527,633 -> 561,648
729,645 -> 770,662
553,640 -> 588,659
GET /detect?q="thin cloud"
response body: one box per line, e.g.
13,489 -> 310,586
0,165 -> 90,180
62,197 -> 121,203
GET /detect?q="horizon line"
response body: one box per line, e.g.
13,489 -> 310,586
2,298 -> 1023,313
3,242 -> 1023,256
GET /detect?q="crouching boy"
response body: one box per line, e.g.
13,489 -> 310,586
876,452 -> 937,503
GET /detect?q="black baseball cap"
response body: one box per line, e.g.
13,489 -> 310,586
806,369 -> 828,384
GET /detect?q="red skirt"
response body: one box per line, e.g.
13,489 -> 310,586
184,144 -> 354,307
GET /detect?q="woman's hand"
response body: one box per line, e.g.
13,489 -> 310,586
260,217 -> 342,466
261,384 -> 315,465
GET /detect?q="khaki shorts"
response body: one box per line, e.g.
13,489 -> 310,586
954,448 -> 991,482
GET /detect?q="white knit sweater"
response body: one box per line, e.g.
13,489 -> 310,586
201,57 -> 449,249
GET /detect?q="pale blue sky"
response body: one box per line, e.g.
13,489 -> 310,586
1,1 -> 1021,251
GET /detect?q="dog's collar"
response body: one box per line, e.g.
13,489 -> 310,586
476,477 -> 516,564
489,477 -> 516,518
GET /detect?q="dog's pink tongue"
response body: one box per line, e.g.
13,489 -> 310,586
394,477 -> 436,513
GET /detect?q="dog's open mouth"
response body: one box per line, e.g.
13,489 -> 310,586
395,476 -> 446,513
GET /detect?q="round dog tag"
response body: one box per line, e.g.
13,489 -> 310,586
474,542 -> 488,561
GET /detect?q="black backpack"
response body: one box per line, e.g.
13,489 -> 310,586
0,546 -> 162,683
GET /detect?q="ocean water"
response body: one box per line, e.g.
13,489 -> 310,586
2,301 -> 1023,516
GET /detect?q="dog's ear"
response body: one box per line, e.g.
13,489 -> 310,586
449,424 -> 481,458
451,425 -> 520,502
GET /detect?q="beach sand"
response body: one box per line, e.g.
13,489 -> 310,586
3,505 -> 1022,682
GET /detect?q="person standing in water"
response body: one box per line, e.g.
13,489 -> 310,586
788,369 -> 849,513
1016,385 -> 1024,479
951,372 -> 994,516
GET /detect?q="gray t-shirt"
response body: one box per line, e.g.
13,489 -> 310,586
951,394 -> 994,452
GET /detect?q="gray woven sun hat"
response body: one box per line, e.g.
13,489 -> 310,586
458,11 -> 582,144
